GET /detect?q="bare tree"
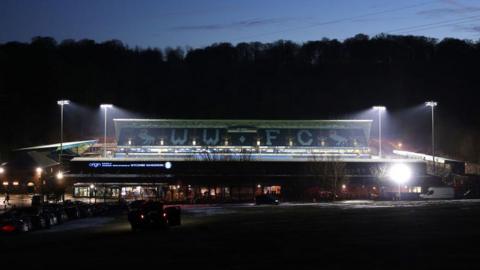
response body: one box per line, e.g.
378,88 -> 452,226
310,153 -> 347,201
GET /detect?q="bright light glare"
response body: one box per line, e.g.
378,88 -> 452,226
0,167 -> 4,174
373,106 -> 386,110
388,163 -> 412,184
425,101 -> 438,107
57,100 -> 70,106
36,167 -> 43,174
100,104 -> 113,109
56,172 -> 64,180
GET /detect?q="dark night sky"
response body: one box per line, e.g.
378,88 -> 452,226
1,0 -> 480,48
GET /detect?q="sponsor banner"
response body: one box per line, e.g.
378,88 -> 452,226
88,161 -> 172,169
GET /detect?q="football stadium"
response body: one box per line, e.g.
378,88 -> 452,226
2,118 -> 454,203
66,119 -> 436,202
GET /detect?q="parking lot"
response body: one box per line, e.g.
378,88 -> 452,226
2,199 -> 480,269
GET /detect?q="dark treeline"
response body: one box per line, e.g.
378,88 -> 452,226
1,34 -> 480,162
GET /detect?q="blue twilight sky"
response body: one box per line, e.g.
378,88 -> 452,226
1,0 -> 480,48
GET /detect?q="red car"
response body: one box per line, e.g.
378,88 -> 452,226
127,200 -> 181,231
0,209 -> 32,233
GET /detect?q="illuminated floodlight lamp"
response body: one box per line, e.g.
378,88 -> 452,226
165,162 -> 172,169
57,100 -> 70,106
56,171 -> 64,180
100,104 -> 113,109
12,181 -> 19,186
0,167 -> 4,174
36,167 -> 43,174
388,163 -> 412,184
425,101 -> 438,107
90,184 -> 95,189
2,181 -> 8,186
372,106 -> 386,111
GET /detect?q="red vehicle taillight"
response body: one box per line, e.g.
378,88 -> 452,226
1,225 -> 16,233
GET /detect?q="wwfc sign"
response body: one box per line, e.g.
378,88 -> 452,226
118,127 -> 368,147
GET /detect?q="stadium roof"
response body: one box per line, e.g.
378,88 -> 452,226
16,140 -> 97,151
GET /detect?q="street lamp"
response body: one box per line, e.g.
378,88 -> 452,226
100,104 -> 113,157
388,163 -> 412,200
57,100 -> 70,164
373,106 -> 386,158
425,101 -> 438,174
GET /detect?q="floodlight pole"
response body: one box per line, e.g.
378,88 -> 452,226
379,110 -> 382,158
60,104 -> 64,163
100,104 -> 113,158
373,106 -> 385,158
57,100 -> 70,164
104,108 -> 107,158
426,101 -> 437,175
431,105 -> 435,174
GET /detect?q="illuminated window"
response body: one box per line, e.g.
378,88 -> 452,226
408,186 -> 422,193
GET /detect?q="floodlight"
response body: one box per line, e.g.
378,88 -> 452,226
35,167 -> 43,174
388,163 -> 412,184
56,171 -> 64,180
57,100 -> 70,106
0,167 -> 4,174
373,106 -> 386,110
425,101 -> 438,107
100,104 -> 113,109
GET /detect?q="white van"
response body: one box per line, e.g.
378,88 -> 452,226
420,187 -> 455,200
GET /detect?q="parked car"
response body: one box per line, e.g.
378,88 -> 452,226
74,201 -> 93,218
43,204 -> 69,224
420,187 -> 455,200
63,201 -> 81,219
127,200 -> 181,231
91,203 -> 110,216
14,207 -> 49,230
0,210 -> 32,233
255,194 -> 280,205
